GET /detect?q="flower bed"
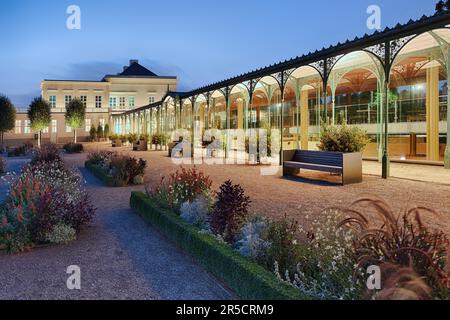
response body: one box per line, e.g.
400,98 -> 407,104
0,144 -> 95,253
63,143 -> 83,154
130,192 -> 305,300
136,167 -> 450,300
85,150 -> 146,187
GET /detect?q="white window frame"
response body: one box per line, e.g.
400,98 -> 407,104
119,97 -> 126,107
149,96 -> 155,104
24,120 -> 31,134
49,95 -> 56,108
51,119 -> 57,133
80,96 -> 87,107
109,96 -> 117,108
15,120 -> 21,134
95,96 -> 102,108
66,124 -> 72,133
85,119 -> 91,132
128,96 -> 135,108
65,95 -> 72,108
99,118 -> 105,129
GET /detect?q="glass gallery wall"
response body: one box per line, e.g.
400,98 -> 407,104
113,13 -> 450,167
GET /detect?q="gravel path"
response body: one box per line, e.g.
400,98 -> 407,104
83,144 -> 450,235
0,154 -> 235,300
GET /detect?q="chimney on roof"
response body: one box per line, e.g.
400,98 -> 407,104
130,59 -> 139,65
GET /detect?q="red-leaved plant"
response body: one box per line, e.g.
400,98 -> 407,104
211,180 -> 251,243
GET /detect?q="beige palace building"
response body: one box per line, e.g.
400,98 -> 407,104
4,60 -> 177,145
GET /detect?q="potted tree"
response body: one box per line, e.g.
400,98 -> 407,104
65,98 -> 86,144
97,124 -> 104,142
28,97 -> 51,148
0,95 -> 16,149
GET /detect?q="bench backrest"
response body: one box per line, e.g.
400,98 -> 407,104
293,150 -> 343,167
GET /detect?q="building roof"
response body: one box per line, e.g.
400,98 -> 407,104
118,61 -> 158,77
44,60 -> 176,83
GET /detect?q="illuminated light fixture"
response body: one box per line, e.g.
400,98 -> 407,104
400,156 -> 406,161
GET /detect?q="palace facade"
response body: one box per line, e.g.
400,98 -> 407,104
4,60 -> 177,145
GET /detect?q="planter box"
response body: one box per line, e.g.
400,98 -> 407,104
283,150 -> 362,185
130,192 -> 308,300
133,140 -> 148,151
112,139 -> 123,147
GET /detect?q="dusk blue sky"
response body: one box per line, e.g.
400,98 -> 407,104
0,0 -> 437,108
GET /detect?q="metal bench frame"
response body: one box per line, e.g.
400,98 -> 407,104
283,150 -> 362,185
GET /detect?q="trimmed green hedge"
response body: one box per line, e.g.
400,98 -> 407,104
85,162 -> 127,187
130,191 -> 309,300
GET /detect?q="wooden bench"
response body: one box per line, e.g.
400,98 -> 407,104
283,150 -> 362,185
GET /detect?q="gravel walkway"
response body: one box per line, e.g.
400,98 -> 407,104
83,144 -> 450,235
0,154 -> 235,300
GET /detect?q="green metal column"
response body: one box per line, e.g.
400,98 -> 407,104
445,49 -> 450,168
382,79 -> 390,178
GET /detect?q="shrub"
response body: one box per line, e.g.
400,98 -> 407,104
7,142 -> 33,157
337,197 -> 449,299
128,133 -> 138,143
262,215 -> 302,276
211,180 -> 251,243
30,143 -> 60,165
63,143 -> 83,154
89,126 -> 97,141
318,123 -> 370,153
86,151 -> 146,186
109,134 -> 118,141
276,211 -> 362,300
180,195 -> 211,229
0,159 -> 95,253
139,133 -> 150,141
147,167 -> 212,210
152,133 -> 162,145
103,124 -> 110,139
235,216 -> 271,262
46,223 -> 77,245
97,125 -> 104,139
86,150 -> 115,166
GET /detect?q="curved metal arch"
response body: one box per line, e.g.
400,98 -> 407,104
229,82 -> 250,97
284,65 -> 324,94
307,61 -> 326,82
327,50 -> 384,84
389,27 -> 450,74
194,93 -> 208,104
251,75 -> 282,101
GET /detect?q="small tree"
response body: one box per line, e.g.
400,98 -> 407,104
65,98 -> 86,143
97,124 -> 104,140
89,126 -> 97,142
104,123 -> 110,140
0,95 -> 16,147
28,97 -> 51,148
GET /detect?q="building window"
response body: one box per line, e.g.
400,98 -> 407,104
149,96 -> 155,104
52,119 -> 57,133
15,120 -> 21,134
85,119 -> 91,132
80,96 -> 87,107
49,96 -> 56,108
95,96 -> 102,108
43,126 -> 49,134
109,96 -> 117,108
65,95 -> 72,107
24,120 -> 31,134
119,97 -> 126,107
66,124 -> 72,133
99,118 -> 105,129
128,96 -> 135,108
